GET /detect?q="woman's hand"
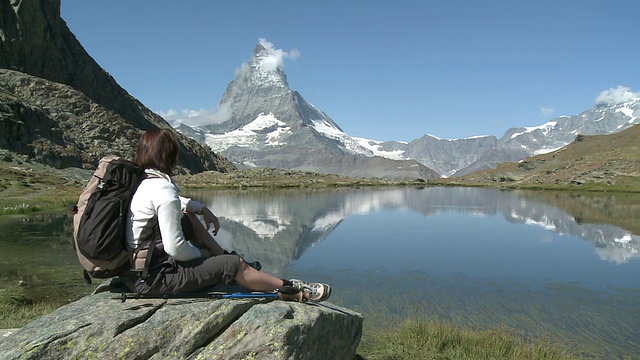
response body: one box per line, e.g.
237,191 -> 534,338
201,207 -> 221,236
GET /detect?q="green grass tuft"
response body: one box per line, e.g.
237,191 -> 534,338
0,288 -> 61,328
357,317 -> 577,360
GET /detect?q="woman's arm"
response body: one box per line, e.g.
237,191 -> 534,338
179,196 -> 221,235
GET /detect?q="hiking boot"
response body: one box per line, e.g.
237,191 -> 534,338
290,279 -> 331,302
226,250 -> 262,271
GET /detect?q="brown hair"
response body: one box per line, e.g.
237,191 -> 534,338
134,129 -> 181,175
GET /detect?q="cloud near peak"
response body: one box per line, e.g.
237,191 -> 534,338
595,86 -> 639,105
158,102 -> 233,127
257,38 -> 300,72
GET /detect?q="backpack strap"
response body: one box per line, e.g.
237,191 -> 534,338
83,270 -> 92,285
130,171 -> 172,281
132,215 -> 161,279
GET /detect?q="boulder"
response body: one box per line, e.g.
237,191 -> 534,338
0,284 -> 363,359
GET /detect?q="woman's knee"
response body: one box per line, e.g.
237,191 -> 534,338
238,257 -> 249,271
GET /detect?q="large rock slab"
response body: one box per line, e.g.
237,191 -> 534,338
0,290 -> 362,359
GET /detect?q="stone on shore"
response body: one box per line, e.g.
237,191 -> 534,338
0,287 -> 363,359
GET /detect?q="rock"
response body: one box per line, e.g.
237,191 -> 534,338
0,287 -> 363,359
0,0 -> 235,174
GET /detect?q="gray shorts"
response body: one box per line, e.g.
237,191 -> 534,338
120,254 -> 241,295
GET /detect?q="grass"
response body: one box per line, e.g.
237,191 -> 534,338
0,197 -> 76,215
356,318 -> 576,360
0,161 -> 82,215
0,288 -> 62,328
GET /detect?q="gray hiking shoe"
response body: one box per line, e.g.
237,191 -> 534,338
290,279 -> 331,302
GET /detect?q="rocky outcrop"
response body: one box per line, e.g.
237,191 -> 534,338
0,0 -> 235,174
0,285 -> 363,359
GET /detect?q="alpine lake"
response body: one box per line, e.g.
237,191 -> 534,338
1,186 -> 639,358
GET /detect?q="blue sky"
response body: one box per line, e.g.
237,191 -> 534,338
60,0 -> 639,142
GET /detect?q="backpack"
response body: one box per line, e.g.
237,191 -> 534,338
72,155 -> 145,283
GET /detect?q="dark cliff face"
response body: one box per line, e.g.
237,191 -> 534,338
0,0 -> 234,173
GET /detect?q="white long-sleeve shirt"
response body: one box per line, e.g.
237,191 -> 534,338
126,168 -> 204,261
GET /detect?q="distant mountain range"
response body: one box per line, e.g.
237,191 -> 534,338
166,41 -> 639,179
441,119 -> 640,192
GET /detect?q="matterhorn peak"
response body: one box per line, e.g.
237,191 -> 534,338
236,39 -> 301,90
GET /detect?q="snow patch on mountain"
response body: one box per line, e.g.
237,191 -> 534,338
310,119 -> 372,155
309,119 -> 406,159
353,138 -> 405,159
430,134 -> 492,141
204,113 -> 290,152
510,121 -> 557,139
532,146 -> 564,156
312,213 -> 344,232
616,107 -> 634,117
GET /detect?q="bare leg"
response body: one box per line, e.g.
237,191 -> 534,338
185,212 -> 225,256
233,259 -> 284,292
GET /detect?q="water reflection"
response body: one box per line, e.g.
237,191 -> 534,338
185,187 -> 640,274
0,211 -> 85,302
2,187 -> 639,357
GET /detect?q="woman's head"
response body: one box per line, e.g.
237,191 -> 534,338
134,129 -> 181,174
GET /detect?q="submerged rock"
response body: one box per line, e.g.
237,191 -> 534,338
0,286 -> 363,359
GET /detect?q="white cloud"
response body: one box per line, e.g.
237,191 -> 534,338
158,101 -> 233,127
540,107 -> 555,117
595,86 -> 639,105
257,38 -> 300,71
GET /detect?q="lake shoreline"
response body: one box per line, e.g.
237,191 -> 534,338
2,154 -> 639,216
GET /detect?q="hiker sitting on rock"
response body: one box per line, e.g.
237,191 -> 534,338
118,129 -> 330,302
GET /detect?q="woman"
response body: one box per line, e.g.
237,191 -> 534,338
118,129 -> 330,302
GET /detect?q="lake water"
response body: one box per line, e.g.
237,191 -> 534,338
1,187 -> 639,357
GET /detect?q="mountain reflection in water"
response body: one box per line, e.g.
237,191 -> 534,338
186,187 -> 640,273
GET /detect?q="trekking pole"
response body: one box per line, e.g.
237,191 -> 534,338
114,286 -> 303,303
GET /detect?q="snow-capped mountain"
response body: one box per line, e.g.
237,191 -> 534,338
348,94 -> 639,177
343,93 -> 639,177
168,41 -> 439,181
375,135 -> 499,177
456,95 -> 639,176
166,41 -> 639,178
